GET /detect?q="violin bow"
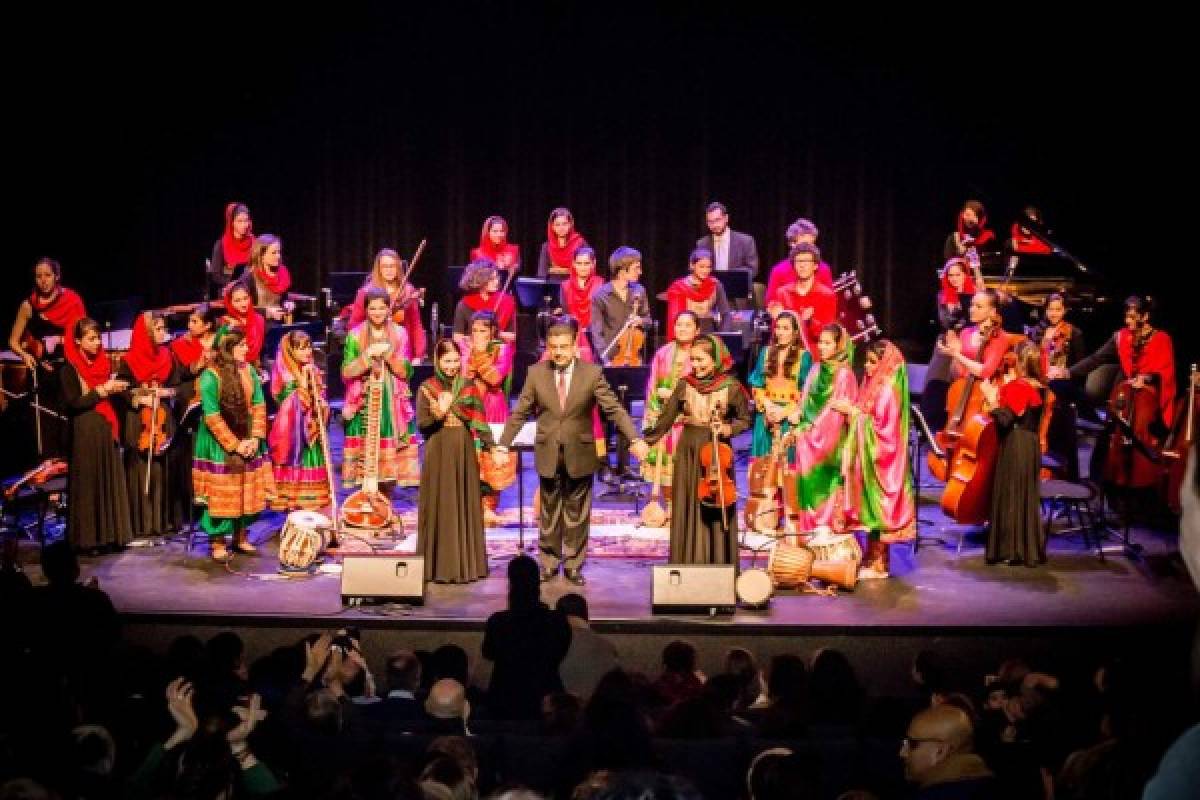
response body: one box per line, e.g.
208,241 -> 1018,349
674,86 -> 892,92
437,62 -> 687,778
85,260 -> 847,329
391,239 -> 428,315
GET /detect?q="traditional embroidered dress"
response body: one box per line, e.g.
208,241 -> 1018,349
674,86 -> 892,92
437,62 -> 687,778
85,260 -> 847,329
460,338 -> 514,424
748,336 -> 811,461
792,333 -> 857,533
639,340 -> 694,486
267,338 -> 331,511
842,343 -> 916,545
192,363 -> 275,536
341,320 -> 418,487
417,367 -> 495,582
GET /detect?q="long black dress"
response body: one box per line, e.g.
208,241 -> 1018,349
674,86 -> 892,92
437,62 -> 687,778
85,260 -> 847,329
113,362 -> 182,538
416,388 -> 494,583
61,363 -> 132,551
643,381 -> 752,565
986,382 -> 1046,566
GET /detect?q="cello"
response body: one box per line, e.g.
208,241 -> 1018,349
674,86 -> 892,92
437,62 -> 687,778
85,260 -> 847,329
1103,331 -> 1166,490
928,323 -> 996,481
1162,365 -> 1198,514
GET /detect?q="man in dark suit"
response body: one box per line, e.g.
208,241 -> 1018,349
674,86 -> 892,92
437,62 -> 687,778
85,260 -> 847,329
696,201 -> 760,278
363,650 -> 423,730
493,321 -> 648,584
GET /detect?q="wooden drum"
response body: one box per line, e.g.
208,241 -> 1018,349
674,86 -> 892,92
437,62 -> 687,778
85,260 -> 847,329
767,543 -> 815,589
279,510 -> 331,574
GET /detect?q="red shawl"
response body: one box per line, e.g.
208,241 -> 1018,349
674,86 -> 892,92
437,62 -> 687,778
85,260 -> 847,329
63,322 -> 118,440
1117,328 -> 1176,428
220,202 -> 254,267
666,276 -> 718,331
471,218 -> 520,268
170,334 -> 205,368
254,263 -> 292,296
545,218 -> 585,270
999,378 -> 1043,417
561,274 -> 602,328
222,286 -> 266,363
122,313 -> 173,385
29,287 -> 86,332
938,269 -> 976,306
957,212 -> 996,250
463,292 -> 516,332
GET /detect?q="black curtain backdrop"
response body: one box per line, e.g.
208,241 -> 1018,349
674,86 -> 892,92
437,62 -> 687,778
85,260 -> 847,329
5,4 -> 1188,357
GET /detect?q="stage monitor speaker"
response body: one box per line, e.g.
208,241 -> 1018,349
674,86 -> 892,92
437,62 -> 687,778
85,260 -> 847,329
651,565 -> 736,615
341,555 -> 425,606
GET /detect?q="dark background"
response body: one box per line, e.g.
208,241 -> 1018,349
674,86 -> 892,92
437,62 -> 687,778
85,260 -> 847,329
4,4 -> 1188,358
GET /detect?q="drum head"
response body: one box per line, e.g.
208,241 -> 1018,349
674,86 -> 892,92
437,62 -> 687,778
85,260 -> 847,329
736,568 -> 774,607
288,510 -> 332,527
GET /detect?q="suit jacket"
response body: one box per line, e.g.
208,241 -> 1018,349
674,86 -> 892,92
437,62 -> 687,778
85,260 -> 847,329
696,229 -> 760,278
500,360 -> 639,479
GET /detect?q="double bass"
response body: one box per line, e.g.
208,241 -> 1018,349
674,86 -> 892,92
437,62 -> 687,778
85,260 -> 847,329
932,324 -> 1002,524
1162,365 -> 1198,514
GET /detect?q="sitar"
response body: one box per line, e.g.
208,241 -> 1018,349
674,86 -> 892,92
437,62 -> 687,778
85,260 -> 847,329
341,356 -> 395,531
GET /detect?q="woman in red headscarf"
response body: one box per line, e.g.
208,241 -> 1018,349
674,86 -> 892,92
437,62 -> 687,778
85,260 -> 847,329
943,199 -> 996,261
470,215 -> 521,277
248,233 -> 292,319
537,207 -> 588,278
920,257 -> 980,432
642,334 -> 753,564
8,257 -> 87,370
114,311 -> 181,539
665,248 -> 733,335
558,246 -> 603,361
209,202 -> 255,299
221,280 -> 266,365
60,316 -> 132,552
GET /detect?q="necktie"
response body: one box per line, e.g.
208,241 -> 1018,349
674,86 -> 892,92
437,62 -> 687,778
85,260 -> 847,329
557,369 -> 568,410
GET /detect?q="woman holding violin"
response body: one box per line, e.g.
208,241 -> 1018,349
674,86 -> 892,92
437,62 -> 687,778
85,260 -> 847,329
349,248 -> 428,362
61,317 -> 132,553
640,310 -> 700,497
643,335 -> 751,565
452,260 -> 516,346
792,324 -> 857,535
1031,293 -> 1086,479
979,342 -> 1047,567
114,311 -> 181,540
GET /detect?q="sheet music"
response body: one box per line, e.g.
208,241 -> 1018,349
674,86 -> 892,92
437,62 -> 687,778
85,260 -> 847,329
491,422 -> 536,447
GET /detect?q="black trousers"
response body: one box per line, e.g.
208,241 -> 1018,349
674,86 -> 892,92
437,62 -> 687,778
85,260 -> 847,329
538,447 -> 594,572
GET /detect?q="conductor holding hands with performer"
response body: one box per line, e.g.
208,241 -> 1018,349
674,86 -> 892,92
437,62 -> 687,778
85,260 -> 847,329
492,321 -> 649,585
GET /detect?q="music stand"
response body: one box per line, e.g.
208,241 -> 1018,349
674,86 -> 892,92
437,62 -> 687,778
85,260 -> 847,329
600,364 -> 651,504
515,277 -> 559,311
492,421 -> 537,552
327,272 -> 368,306
714,268 -> 753,302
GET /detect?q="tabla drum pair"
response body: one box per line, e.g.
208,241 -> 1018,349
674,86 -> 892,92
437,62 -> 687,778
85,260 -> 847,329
767,534 -> 862,590
279,510 -> 333,575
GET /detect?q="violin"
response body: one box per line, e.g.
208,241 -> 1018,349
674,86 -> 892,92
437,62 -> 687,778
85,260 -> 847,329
135,383 -> 174,457
697,401 -> 737,526
3,458 -> 68,499
609,296 -> 646,367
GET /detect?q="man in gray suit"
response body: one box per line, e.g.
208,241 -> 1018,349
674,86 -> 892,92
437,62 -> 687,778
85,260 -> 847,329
696,201 -> 760,278
493,321 -> 649,584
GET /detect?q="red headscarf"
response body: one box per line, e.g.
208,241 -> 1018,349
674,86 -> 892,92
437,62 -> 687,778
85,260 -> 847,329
957,207 -> 996,249
30,287 -> 86,331
561,270 -> 601,328
666,275 -> 718,331
170,333 -> 204,369
938,262 -> 976,305
220,202 -> 255,267
63,318 -> 119,440
545,211 -> 585,270
122,312 -> 174,385
472,217 -> 520,267
222,283 -> 265,363
463,292 -> 516,332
